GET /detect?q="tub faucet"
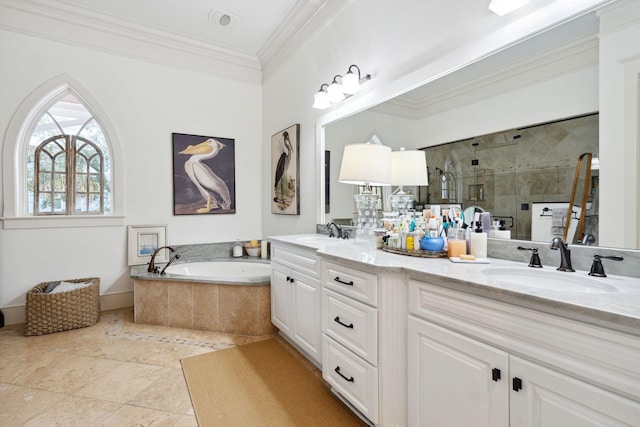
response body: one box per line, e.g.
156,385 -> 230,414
160,253 -> 181,275
148,245 -> 176,273
550,237 -> 574,272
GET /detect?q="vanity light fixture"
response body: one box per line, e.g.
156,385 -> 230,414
389,148 -> 429,215
342,65 -> 367,94
312,84 -> 331,110
327,76 -> 346,102
339,142 -> 391,245
312,64 -> 371,109
488,0 -> 529,16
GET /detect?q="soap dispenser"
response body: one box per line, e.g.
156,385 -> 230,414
233,239 -> 243,257
469,221 -> 487,258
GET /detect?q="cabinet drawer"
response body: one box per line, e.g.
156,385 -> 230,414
323,335 -> 378,425
323,262 -> 378,307
323,289 -> 378,365
271,244 -> 320,278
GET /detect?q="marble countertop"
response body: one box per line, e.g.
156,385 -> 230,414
268,234 -> 640,337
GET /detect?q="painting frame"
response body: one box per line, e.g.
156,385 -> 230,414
271,124 -> 300,215
127,225 -> 167,266
172,133 -> 236,215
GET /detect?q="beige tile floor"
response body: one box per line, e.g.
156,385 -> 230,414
0,308 -> 274,426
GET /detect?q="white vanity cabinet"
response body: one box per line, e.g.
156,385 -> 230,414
322,260 -> 381,424
408,279 -> 640,427
270,243 -> 322,365
320,260 -> 407,426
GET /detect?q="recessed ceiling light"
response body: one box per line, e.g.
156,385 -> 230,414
208,9 -> 239,28
219,14 -> 231,26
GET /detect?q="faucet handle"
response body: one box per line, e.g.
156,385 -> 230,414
588,254 -> 624,277
517,246 -> 542,268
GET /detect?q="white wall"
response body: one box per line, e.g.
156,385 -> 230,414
0,30 -> 262,318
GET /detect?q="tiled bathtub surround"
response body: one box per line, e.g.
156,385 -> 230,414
134,280 -> 276,336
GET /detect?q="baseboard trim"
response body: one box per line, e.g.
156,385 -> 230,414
0,291 -> 134,327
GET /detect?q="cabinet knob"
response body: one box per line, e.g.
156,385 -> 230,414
492,368 -> 501,382
512,377 -> 523,392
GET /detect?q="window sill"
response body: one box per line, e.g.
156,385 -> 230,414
1,215 -> 125,229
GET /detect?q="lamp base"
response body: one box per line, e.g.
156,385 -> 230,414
389,193 -> 414,217
353,193 -> 380,246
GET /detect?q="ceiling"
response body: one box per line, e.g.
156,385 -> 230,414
25,0 -> 327,66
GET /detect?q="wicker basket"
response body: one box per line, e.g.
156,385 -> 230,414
24,277 -> 101,336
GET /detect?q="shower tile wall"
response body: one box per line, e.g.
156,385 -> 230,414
423,114 -> 599,240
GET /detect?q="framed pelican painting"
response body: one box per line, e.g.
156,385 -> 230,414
172,133 -> 236,215
271,124 -> 300,215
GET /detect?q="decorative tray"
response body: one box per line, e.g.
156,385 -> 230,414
381,246 -> 448,258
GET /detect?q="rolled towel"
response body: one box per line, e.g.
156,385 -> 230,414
551,207 -> 568,235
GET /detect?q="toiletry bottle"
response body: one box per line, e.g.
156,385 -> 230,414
233,239 -> 243,257
261,240 -> 268,259
470,221 -> 487,258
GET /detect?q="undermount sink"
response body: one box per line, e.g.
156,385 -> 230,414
482,268 -> 618,294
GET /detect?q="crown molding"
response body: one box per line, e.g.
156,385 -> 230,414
258,0 -> 327,69
260,0 -> 354,78
0,0 -> 262,82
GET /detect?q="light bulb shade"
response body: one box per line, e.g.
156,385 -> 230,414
488,0 -> 529,16
391,149 -> 428,186
339,143 -> 392,186
312,91 -> 331,109
341,72 -> 361,95
327,82 -> 345,102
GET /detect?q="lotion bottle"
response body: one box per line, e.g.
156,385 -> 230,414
469,222 -> 487,259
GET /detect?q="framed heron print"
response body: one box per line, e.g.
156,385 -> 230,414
271,124 -> 300,215
172,133 -> 236,215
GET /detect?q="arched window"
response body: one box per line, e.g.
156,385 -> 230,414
2,75 -> 124,229
29,94 -> 110,215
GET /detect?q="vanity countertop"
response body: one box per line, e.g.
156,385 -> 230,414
269,234 -> 640,337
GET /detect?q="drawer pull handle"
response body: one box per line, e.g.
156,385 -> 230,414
334,316 -> 354,329
334,276 -> 354,286
334,366 -> 354,383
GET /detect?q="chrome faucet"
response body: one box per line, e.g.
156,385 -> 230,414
550,237 -> 574,272
148,245 -> 176,273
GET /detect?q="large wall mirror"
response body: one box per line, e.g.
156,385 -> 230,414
317,9 -> 639,251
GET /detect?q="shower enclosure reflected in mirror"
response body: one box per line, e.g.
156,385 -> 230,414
420,113 -> 599,243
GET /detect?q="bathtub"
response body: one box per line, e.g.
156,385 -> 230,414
133,259 -> 275,335
163,261 -> 271,284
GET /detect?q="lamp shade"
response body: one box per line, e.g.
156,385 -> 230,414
339,143 -> 392,186
312,90 -> 331,109
391,148 -> 428,186
341,72 -> 361,95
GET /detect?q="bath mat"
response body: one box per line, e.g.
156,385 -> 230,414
181,337 -> 366,427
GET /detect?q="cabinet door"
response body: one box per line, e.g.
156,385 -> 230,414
292,271 -> 321,363
510,355 -> 640,427
408,316 -> 509,427
270,263 -> 292,334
